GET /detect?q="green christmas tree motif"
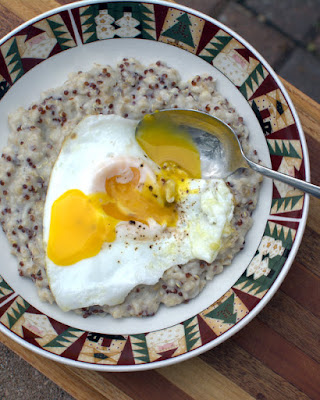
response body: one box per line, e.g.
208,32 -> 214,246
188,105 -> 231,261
0,80 -> 10,100
0,278 -> 12,297
199,35 -> 232,64
162,13 -> 195,48
7,298 -> 29,329
130,333 -> 150,363
44,327 -> 83,348
267,139 -> 301,159
271,195 -> 303,213
46,19 -> 73,51
239,63 -> 266,100
205,293 -> 237,324
6,38 -> 24,83
138,4 -> 156,40
264,223 -> 294,249
80,5 -> 99,43
183,317 -> 199,351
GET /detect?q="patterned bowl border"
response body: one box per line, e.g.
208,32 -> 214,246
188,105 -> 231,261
0,0 -> 309,371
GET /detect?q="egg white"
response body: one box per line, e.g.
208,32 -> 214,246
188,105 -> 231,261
43,115 -> 234,312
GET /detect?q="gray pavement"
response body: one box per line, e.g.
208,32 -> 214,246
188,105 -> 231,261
1,1 -> 319,399
0,342 -> 74,400
179,0 -> 320,102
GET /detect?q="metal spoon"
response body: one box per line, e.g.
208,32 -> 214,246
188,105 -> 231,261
135,109 -> 320,198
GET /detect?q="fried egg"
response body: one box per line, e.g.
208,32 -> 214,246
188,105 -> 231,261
43,115 -> 234,312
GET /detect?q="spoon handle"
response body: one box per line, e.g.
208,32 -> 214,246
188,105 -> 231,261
245,157 -> 320,199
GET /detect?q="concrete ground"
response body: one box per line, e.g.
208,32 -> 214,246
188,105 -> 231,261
1,0 -> 319,399
180,0 -> 320,102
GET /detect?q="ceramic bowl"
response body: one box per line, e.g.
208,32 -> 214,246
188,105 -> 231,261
0,0 -> 309,371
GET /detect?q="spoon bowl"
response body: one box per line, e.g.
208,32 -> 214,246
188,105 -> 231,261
136,109 -> 320,198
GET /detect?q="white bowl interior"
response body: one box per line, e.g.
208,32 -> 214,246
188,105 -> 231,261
0,38 -> 272,334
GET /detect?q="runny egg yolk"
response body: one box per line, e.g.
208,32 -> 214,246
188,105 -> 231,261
47,189 -> 115,266
48,116 -> 202,266
47,167 -> 179,266
103,167 -> 178,226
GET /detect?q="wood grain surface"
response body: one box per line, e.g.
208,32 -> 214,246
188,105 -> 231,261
0,1 -> 319,399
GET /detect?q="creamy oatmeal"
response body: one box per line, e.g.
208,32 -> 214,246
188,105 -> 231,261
0,58 -> 261,318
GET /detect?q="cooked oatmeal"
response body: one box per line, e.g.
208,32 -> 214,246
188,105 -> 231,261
0,58 -> 261,318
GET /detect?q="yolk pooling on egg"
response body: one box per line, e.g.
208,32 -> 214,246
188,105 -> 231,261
104,167 -> 178,226
47,168 -> 180,266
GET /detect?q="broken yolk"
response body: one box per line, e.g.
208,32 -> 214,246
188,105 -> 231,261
48,115 -> 202,266
47,189 -> 114,266
104,167 -> 177,226
47,168 -> 178,266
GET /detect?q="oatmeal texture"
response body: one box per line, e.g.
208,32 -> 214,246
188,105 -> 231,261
0,58 -> 261,318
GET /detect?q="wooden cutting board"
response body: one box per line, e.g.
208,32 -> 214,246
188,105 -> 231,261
0,1 -> 319,399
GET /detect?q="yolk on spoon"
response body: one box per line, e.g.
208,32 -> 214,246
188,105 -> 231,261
136,115 -> 201,179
